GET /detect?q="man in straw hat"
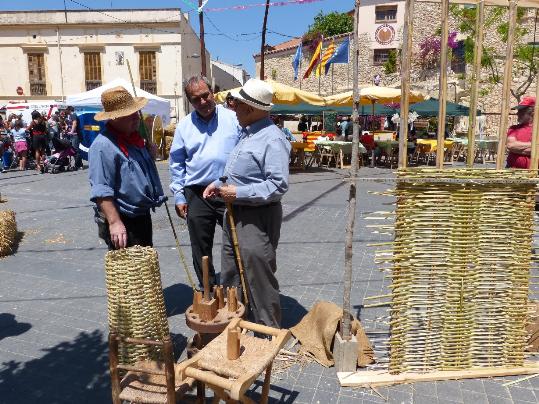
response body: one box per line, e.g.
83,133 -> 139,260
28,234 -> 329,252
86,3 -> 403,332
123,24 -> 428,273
169,75 -> 241,290
88,86 -> 166,250
203,78 -> 291,328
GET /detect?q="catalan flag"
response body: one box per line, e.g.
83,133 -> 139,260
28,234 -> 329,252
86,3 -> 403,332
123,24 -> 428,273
316,41 -> 336,77
325,37 -> 350,75
303,39 -> 323,79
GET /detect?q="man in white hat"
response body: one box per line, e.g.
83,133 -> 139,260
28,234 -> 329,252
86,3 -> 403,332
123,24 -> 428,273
203,78 -> 291,328
88,86 -> 166,250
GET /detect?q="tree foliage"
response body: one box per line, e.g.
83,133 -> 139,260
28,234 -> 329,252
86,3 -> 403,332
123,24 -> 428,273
450,5 -> 537,101
304,11 -> 354,41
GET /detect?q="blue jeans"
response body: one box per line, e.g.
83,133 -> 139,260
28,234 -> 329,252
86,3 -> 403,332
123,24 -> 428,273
68,134 -> 83,168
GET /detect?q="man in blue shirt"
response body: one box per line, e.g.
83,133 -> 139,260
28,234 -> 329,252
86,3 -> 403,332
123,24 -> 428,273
203,79 -> 291,328
89,86 -> 166,250
169,76 -> 241,289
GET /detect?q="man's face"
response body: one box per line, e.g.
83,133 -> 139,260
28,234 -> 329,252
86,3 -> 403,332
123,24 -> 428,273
517,107 -> 534,125
110,112 -> 140,134
234,100 -> 253,127
187,81 -> 216,119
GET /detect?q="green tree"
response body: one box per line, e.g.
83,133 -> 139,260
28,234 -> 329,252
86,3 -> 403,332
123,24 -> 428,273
384,50 -> 398,74
451,5 -> 537,102
304,11 -> 354,40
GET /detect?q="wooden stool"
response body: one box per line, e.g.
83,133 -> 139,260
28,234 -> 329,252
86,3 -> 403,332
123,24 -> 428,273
177,319 -> 291,404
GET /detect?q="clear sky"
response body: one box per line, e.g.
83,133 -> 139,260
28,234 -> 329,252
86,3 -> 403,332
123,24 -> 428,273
1,0 -> 353,76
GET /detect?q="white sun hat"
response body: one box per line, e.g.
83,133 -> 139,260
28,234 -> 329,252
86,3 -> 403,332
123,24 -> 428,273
230,78 -> 274,111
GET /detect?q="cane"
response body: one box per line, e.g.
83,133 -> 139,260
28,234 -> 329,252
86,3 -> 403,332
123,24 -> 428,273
219,176 -> 249,307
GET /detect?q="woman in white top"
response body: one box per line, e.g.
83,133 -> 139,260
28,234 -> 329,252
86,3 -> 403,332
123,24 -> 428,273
11,120 -> 27,170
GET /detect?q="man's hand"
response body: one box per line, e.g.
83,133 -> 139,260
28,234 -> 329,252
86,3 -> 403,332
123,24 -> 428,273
109,220 -> 127,249
203,183 -> 220,199
220,184 -> 237,202
175,204 -> 188,219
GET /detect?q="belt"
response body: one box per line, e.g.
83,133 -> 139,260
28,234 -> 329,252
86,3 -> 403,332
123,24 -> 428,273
234,201 -> 280,209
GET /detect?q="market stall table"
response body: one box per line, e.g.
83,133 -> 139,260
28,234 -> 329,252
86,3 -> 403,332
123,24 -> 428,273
313,140 -> 367,169
290,142 -> 310,170
449,138 -> 498,163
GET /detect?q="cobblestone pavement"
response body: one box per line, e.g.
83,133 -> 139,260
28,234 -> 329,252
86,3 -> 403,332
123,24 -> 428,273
1,163 -> 539,403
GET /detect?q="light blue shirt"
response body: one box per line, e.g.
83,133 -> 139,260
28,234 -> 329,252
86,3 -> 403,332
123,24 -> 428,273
11,128 -> 26,142
169,105 -> 241,205
88,130 -> 166,217
216,117 -> 291,205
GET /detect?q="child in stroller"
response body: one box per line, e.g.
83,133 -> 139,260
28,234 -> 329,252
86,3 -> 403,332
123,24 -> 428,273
44,137 -> 77,174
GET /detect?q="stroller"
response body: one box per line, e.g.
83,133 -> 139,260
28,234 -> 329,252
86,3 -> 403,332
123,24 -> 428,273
44,137 -> 77,174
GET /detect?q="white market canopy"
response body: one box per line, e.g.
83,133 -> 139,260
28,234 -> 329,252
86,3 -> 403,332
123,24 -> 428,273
65,78 -> 171,124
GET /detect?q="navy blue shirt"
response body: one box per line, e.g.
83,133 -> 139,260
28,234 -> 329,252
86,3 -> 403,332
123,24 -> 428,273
88,129 -> 166,217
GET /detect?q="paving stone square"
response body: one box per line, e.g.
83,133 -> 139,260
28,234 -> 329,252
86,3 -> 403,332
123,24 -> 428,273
1,164 -> 539,403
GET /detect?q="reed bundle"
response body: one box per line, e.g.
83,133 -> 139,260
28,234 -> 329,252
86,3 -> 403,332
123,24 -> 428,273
0,210 -> 17,257
105,246 -> 169,365
385,168 -> 536,374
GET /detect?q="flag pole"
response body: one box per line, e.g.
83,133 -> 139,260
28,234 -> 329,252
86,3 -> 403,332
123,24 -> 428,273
331,64 -> 334,95
318,35 -> 323,95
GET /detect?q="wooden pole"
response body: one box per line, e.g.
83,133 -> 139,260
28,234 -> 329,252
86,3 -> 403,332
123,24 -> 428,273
531,68 -> 539,169
436,0 -> 450,169
341,0 -> 361,340
467,0 -> 485,167
398,0 -> 415,168
260,0 -> 271,79
496,0 -> 518,169
202,256 -> 210,301
199,0 -> 207,76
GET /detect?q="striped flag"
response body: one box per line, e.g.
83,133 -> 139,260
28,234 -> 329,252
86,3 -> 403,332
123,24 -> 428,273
324,37 -> 350,75
316,41 -> 336,77
303,39 -> 323,79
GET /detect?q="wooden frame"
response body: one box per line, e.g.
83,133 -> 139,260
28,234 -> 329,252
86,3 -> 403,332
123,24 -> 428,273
176,319 -> 291,404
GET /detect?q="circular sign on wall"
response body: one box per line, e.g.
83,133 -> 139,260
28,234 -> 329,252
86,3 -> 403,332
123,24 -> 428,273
375,24 -> 395,45
16,86 -> 23,96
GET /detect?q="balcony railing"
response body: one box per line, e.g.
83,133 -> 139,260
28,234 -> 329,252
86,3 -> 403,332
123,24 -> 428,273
30,81 -> 47,96
140,80 -> 157,94
86,80 -> 102,91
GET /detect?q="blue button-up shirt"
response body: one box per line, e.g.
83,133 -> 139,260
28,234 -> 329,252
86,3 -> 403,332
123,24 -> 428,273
218,117 -> 291,205
88,129 -> 166,217
169,105 -> 241,205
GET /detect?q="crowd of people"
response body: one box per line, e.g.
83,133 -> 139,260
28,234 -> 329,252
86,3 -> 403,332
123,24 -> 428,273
0,106 -> 82,173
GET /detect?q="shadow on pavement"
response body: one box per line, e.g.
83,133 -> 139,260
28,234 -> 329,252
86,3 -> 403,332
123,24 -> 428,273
280,294 -> 308,329
0,313 -> 31,342
163,282 -> 194,317
247,380 -> 299,403
0,329 -> 110,404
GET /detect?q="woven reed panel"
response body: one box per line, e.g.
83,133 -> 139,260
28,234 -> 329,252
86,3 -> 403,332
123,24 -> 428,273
389,168 -> 536,374
105,246 -> 169,364
0,210 -> 17,257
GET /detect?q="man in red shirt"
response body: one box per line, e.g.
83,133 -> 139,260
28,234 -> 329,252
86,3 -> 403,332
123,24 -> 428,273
506,96 -> 535,169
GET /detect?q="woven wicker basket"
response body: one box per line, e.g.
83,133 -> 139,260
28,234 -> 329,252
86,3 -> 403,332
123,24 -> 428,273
387,168 -> 536,374
105,246 -> 170,364
0,210 -> 17,257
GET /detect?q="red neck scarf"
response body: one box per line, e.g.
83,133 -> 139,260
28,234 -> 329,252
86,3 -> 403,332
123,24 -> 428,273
106,123 -> 145,157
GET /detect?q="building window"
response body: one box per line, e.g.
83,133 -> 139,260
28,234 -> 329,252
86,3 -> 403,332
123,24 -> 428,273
139,51 -> 157,94
373,48 -> 395,66
27,53 -> 46,96
375,5 -> 398,23
84,52 -> 102,91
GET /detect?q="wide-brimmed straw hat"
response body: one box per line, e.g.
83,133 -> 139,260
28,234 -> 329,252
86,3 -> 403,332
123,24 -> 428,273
94,86 -> 148,121
231,79 -> 273,111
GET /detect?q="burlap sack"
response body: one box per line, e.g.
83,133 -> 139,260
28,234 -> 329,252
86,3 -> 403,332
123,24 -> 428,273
290,301 -> 375,367
527,300 -> 539,352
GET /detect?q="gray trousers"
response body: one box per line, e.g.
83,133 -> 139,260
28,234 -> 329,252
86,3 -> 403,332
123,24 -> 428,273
221,202 -> 282,328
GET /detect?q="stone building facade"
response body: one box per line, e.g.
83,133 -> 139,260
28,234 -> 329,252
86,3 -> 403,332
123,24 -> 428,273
254,1 -> 539,135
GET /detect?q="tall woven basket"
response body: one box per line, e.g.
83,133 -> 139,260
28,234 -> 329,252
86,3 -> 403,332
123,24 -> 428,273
0,210 -> 17,257
105,246 -> 170,364
388,168 -> 536,374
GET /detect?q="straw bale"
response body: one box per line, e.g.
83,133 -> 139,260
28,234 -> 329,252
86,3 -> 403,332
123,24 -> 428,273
105,246 -> 169,364
386,168 -> 535,374
0,210 -> 17,257
290,301 -> 374,367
